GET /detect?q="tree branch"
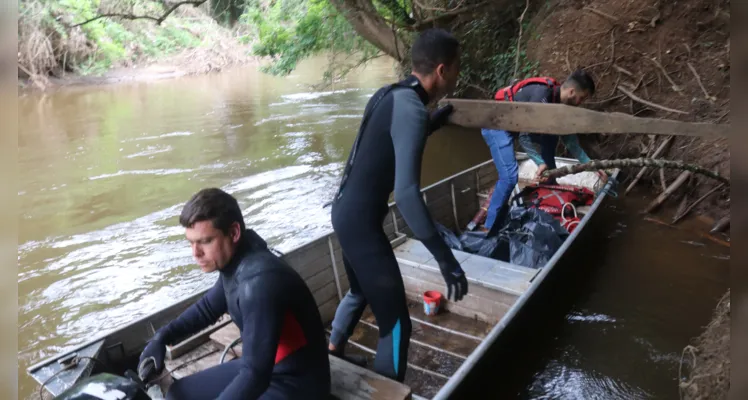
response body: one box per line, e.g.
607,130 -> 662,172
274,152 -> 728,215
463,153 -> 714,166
513,0 -> 530,78
71,0 -> 208,27
412,2 -> 489,29
617,86 -> 689,115
542,158 -> 730,185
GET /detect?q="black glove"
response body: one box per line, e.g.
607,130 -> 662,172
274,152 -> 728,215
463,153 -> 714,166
138,335 -> 166,382
437,255 -> 468,302
427,104 -> 454,135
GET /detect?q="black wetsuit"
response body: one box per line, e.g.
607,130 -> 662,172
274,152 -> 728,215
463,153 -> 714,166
328,75 -> 465,382
139,229 -> 330,400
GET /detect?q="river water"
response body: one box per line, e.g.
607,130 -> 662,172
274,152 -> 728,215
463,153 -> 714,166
17,56 -> 729,399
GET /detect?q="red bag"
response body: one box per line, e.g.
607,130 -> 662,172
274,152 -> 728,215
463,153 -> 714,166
524,184 -> 595,233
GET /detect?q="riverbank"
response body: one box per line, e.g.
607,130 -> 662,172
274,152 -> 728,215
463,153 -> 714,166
19,53 -> 264,92
680,289 -> 730,399
523,0 -> 730,224
18,0 -> 260,91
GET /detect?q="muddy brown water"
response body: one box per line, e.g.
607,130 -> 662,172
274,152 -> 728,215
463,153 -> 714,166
18,56 -> 729,399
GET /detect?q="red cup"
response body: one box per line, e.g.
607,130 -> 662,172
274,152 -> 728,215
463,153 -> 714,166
423,290 -> 443,316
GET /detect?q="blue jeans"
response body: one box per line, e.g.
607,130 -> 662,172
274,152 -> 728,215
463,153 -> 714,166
481,129 -> 518,230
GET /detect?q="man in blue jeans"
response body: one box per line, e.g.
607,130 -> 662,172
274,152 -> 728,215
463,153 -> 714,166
480,69 -> 606,232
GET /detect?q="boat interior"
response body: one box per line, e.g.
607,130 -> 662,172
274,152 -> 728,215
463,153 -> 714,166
30,155 -> 611,400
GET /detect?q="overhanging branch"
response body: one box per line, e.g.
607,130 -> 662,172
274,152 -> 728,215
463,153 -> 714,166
71,0 -> 208,27
412,1 -> 489,29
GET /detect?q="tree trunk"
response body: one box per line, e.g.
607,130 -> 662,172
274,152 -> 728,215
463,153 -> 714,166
328,0 -> 408,62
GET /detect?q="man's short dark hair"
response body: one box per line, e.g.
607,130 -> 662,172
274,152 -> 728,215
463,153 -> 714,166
411,28 -> 460,75
564,69 -> 596,95
179,188 -> 245,234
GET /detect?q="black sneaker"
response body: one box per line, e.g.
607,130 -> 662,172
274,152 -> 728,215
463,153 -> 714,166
329,349 -> 368,367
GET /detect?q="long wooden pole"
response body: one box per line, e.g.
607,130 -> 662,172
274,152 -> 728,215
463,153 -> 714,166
440,99 -> 728,138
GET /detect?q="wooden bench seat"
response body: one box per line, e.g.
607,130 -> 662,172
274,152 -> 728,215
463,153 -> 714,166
394,238 -> 537,296
194,324 -> 412,400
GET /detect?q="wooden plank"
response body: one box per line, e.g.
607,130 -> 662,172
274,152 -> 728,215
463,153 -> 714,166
209,323 -> 242,356
319,296 -> 340,324
165,341 -> 224,380
441,98 -> 728,138
166,316 -> 233,360
314,280 -> 339,307
329,354 -> 412,400
307,266 -> 336,294
359,310 -> 481,358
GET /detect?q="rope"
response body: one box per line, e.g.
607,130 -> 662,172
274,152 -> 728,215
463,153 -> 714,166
220,337 -> 243,364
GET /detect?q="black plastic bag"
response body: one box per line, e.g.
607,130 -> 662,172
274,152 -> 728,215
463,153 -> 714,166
500,206 -> 569,269
436,223 -> 463,251
458,231 -> 502,259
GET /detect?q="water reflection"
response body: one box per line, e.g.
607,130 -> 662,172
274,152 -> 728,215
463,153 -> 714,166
17,57 -> 401,399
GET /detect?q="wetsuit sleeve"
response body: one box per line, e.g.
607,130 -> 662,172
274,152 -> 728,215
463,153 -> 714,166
160,277 -> 227,345
560,134 -> 592,164
390,89 -> 455,263
518,133 -> 545,166
217,272 -> 285,400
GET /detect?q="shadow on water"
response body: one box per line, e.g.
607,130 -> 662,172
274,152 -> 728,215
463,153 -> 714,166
454,193 -> 729,399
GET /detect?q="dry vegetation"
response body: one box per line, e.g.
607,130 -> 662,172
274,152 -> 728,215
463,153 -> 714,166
18,0 -> 256,90
679,290 -> 730,400
523,0 -> 730,223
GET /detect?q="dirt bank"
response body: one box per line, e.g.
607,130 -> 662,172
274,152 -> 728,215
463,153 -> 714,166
19,54 -> 264,92
18,1 -> 261,92
679,289 -> 730,399
524,0 -> 730,223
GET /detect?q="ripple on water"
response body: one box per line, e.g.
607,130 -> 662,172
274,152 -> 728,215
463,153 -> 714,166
19,162 -> 345,367
529,358 -> 653,400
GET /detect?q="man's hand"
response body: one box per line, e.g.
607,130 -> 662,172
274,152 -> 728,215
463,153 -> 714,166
427,104 -> 454,135
138,337 -> 166,381
534,163 -> 549,182
596,169 -> 608,184
437,257 -> 468,301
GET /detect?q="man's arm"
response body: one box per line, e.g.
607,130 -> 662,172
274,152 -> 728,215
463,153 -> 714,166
560,134 -> 592,164
518,133 -> 545,166
159,277 -> 227,345
390,89 -> 453,262
217,272 -> 286,400
390,89 -> 468,301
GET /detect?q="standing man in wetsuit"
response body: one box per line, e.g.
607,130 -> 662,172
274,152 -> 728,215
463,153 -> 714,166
480,69 -> 607,232
327,28 -> 469,383
138,188 -> 330,400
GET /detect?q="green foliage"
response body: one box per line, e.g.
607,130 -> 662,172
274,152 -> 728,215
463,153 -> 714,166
20,0 -> 212,75
452,9 -> 539,97
242,0 -> 379,77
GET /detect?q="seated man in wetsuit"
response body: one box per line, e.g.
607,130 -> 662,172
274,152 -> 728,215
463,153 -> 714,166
138,188 -> 330,400
480,69 -> 606,232
327,28 -> 469,383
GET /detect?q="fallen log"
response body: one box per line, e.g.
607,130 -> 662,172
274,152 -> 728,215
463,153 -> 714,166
643,216 -> 730,248
440,99 -> 728,138
541,158 -> 729,185
644,170 -> 691,214
711,216 -> 730,233
672,183 -> 726,224
624,136 -> 673,195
